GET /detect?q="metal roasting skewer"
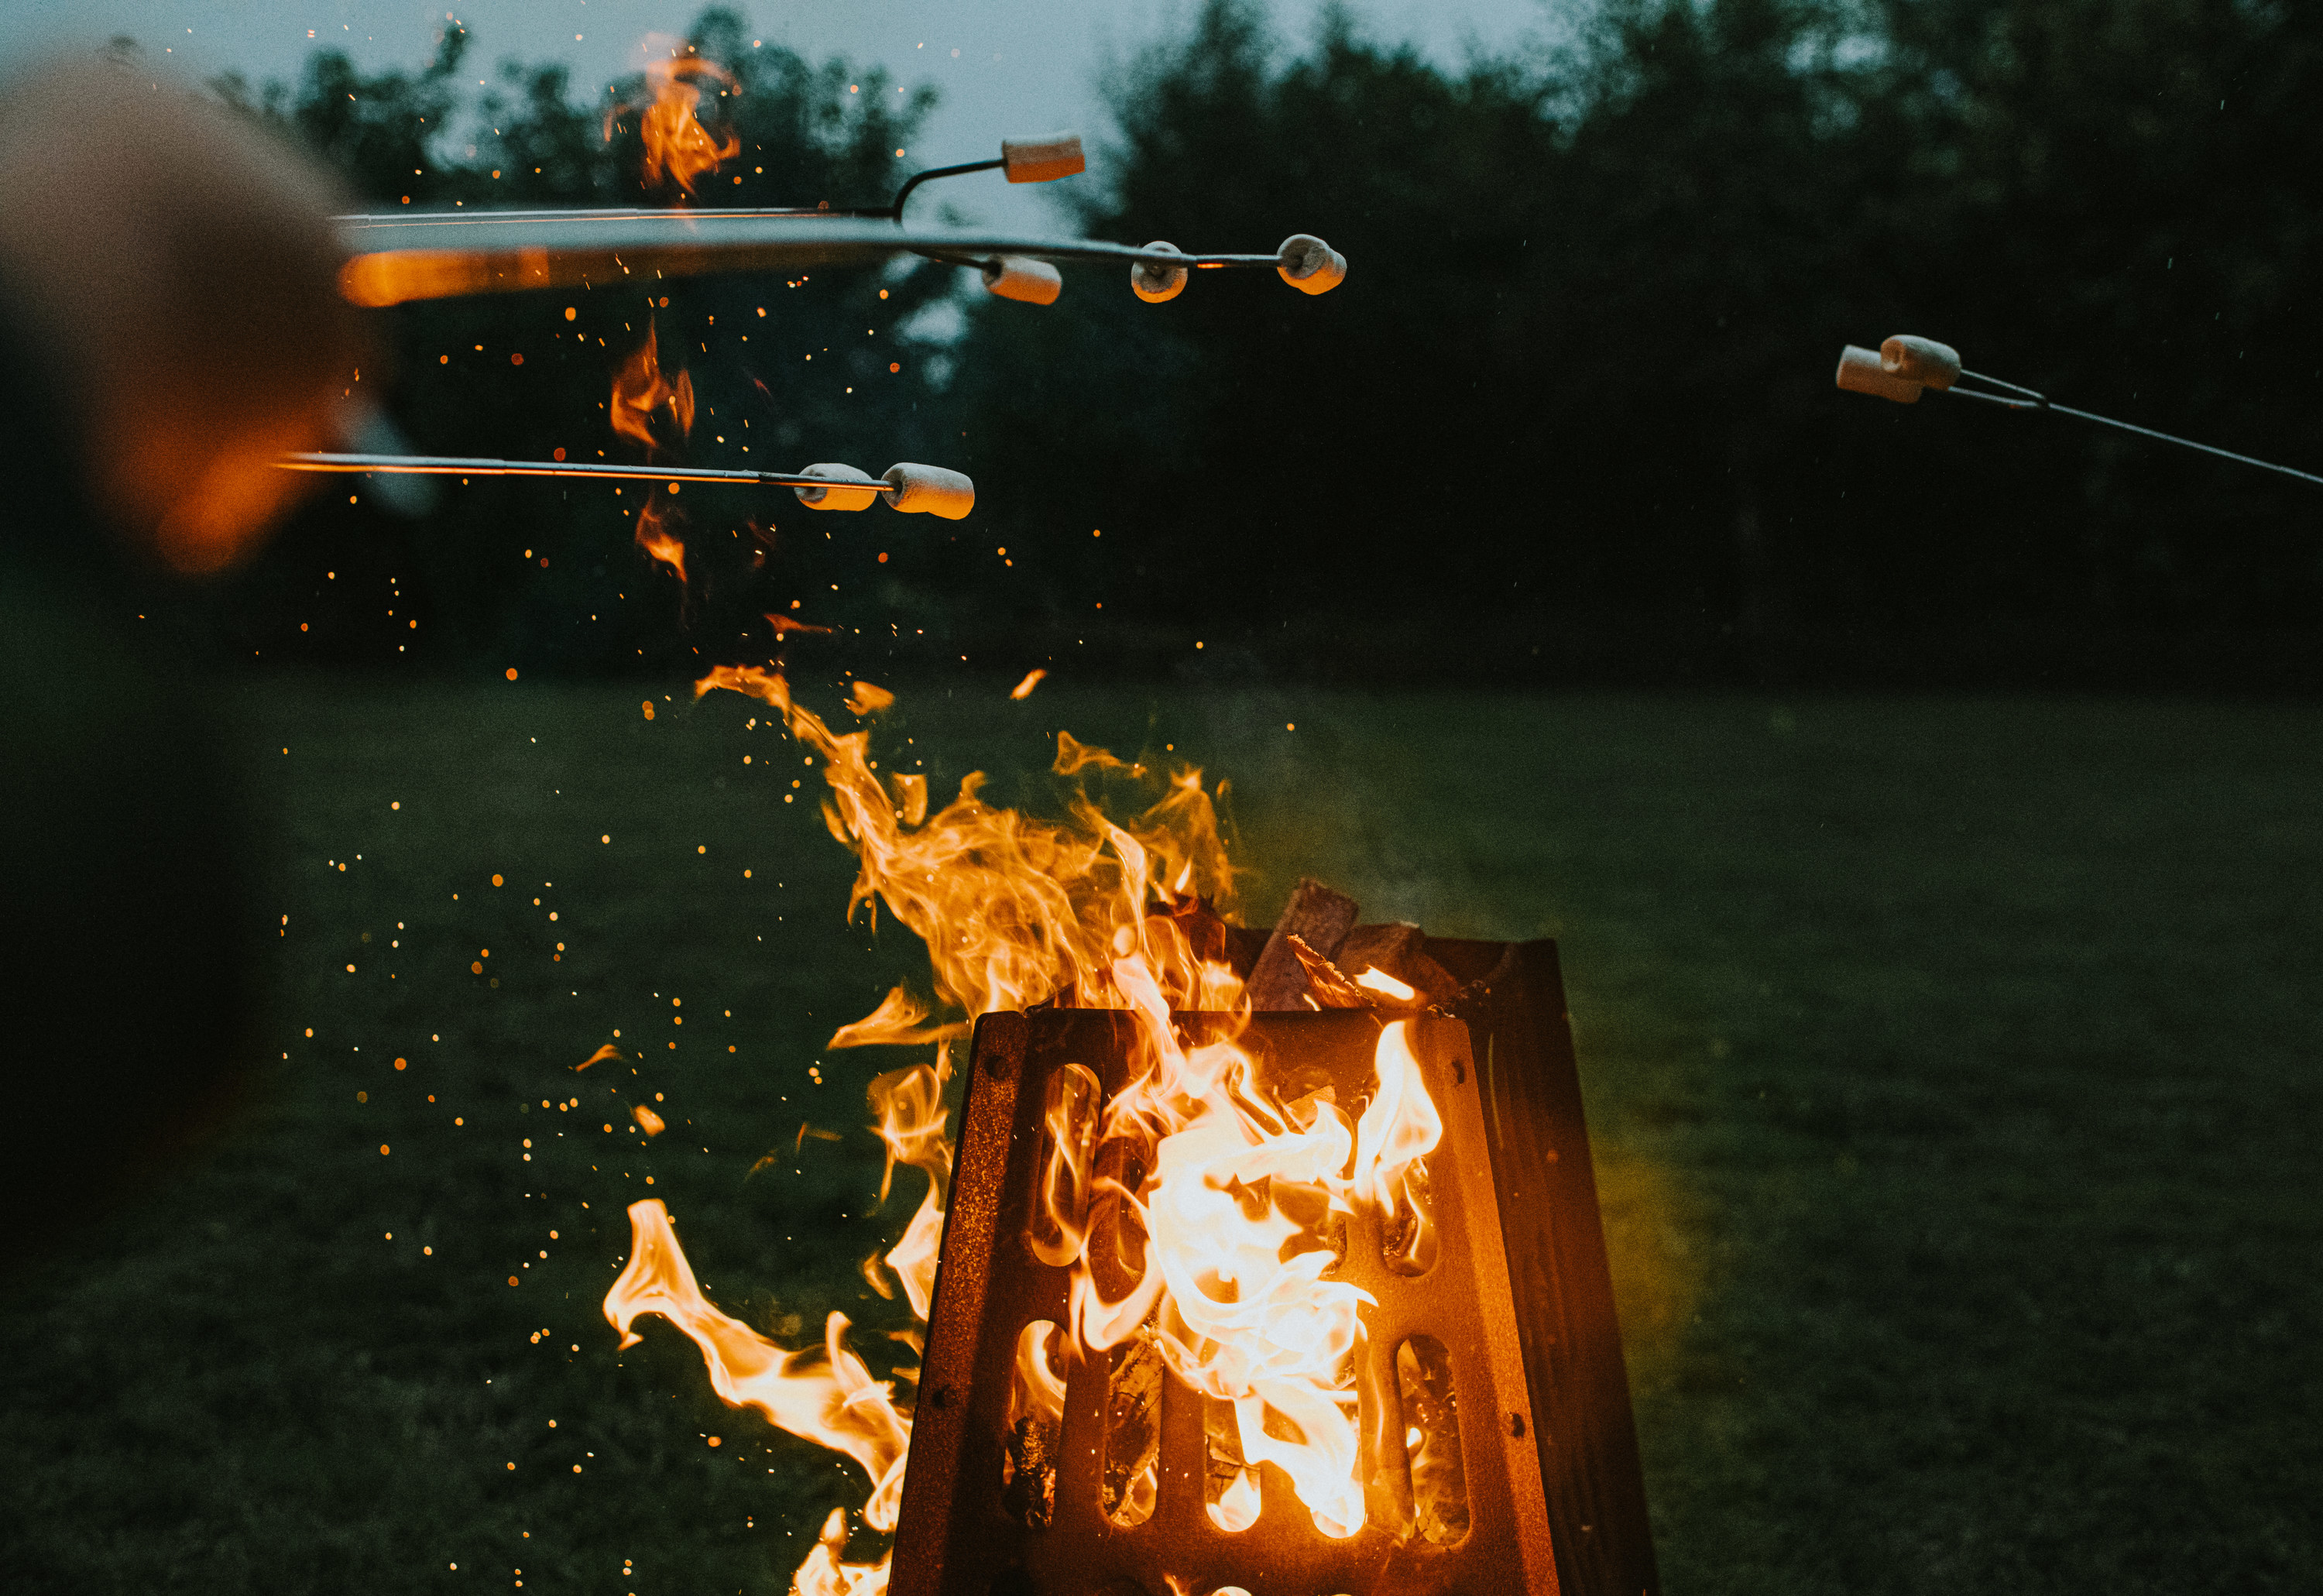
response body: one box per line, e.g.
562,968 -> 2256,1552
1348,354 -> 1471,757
1837,335 -> 2323,489
1939,376 -> 2323,488
279,453 -> 980,519
335,208 -> 1287,270
329,210 -> 1314,307
331,125 -> 1343,309
283,452 -> 866,489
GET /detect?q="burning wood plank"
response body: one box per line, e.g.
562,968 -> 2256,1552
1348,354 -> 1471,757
1337,921 -> 1462,1007
1246,877 -> 1361,1010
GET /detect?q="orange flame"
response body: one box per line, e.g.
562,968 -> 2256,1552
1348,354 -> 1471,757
606,1200 -> 911,1536
792,1505 -> 887,1596
608,669 -> 1447,1574
826,986 -> 965,1052
611,318 -> 695,456
633,493 -> 687,583
609,37 -> 741,197
866,1054 -> 952,1321
691,664 -> 1239,1018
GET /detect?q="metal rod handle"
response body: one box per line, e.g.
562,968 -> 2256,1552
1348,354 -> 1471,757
1931,387 -> 2323,489
280,452 -> 836,489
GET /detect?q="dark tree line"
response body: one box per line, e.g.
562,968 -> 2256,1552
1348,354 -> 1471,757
181,1 -> 2323,688
949,0 -> 2323,688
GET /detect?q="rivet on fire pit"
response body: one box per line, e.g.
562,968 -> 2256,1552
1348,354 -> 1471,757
978,1011 -> 1027,1081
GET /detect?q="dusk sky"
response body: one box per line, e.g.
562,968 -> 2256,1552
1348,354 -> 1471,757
0,0 -> 1570,228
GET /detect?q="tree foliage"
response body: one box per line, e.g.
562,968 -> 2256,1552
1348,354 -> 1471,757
945,0 -> 2323,687
196,0 -> 2323,687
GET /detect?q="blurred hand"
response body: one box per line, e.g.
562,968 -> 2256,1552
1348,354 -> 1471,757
0,57 -> 368,572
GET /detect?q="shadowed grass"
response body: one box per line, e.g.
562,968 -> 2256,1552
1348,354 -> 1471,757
2,678 -> 2316,1594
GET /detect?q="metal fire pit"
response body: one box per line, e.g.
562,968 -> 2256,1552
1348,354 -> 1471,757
894,939 -> 1657,1596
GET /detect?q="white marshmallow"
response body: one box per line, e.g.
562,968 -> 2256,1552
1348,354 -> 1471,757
1131,240 -> 1188,304
981,256 -> 1063,305
1880,335 -> 1962,390
1277,233 -> 1347,295
794,462 -> 880,510
1000,133 -> 1086,184
1836,345 -> 1922,404
881,462 -> 975,520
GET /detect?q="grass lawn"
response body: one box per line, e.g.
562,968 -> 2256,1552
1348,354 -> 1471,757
2,676 -> 2318,1594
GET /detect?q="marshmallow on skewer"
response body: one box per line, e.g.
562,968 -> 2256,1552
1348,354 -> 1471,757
1276,233 -> 1347,295
880,462 -> 975,520
1000,133 -> 1086,184
794,462 -> 881,510
981,256 -> 1063,305
1131,240 -> 1188,304
1836,345 -> 1922,404
1880,335 -> 1962,390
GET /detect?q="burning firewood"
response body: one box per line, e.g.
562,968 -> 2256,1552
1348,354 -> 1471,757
1245,877 -> 1360,1010
1337,920 -> 1463,1007
1250,882 -> 1463,1013
1284,932 -> 1371,1007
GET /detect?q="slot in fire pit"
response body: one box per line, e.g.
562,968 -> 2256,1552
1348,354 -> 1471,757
894,939 -> 1657,1596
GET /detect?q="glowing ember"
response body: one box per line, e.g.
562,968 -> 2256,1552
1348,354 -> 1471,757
606,668 -> 1448,1588
1354,965 -> 1418,1002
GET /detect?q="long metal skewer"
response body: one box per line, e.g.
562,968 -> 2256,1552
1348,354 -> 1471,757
331,213 -> 1319,306
1847,339 -> 2323,490
335,209 -> 1285,268
280,452 -> 880,489
1937,374 -> 2323,489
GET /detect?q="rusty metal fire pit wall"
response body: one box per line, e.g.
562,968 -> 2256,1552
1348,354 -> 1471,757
896,995 -> 1570,1596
